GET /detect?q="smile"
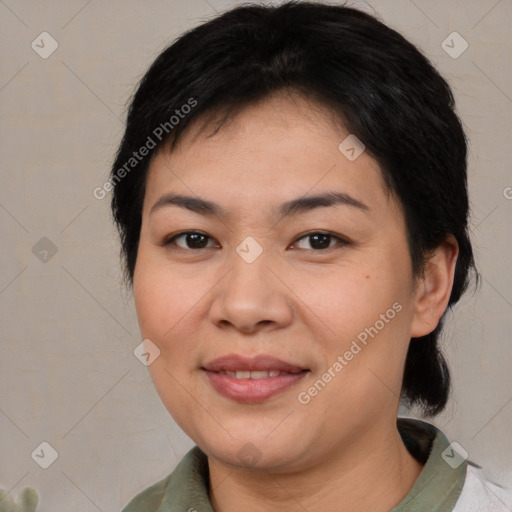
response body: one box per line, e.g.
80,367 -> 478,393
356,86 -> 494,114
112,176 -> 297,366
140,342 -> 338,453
218,370 -> 291,379
202,353 -> 309,403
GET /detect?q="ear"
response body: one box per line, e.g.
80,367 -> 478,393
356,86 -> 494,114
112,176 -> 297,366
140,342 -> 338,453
410,235 -> 459,338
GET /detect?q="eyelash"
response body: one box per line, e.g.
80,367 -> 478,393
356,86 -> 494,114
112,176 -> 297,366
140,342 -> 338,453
160,230 -> 350,252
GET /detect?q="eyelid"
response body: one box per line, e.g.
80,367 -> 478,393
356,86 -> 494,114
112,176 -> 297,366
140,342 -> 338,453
161,230 -> 350,251
160,230 -> 219,249
292,230 -> 349,250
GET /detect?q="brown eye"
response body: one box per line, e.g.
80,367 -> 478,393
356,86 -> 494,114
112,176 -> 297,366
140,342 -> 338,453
293,232 -> 348,251
164,231 -> 217,250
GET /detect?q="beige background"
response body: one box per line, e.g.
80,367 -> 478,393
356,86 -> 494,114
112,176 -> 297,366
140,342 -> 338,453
1,0 -> 511,510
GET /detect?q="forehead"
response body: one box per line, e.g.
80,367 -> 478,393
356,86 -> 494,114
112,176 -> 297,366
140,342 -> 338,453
143,92 -> 394,221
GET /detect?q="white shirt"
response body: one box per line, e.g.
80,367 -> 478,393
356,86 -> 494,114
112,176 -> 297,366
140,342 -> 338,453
454,465 -> 512,512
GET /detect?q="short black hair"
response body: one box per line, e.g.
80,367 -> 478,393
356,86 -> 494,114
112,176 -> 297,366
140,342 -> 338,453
110,1 -> 477,416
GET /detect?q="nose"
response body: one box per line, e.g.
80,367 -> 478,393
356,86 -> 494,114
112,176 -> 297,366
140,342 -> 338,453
208,250 -> 294,334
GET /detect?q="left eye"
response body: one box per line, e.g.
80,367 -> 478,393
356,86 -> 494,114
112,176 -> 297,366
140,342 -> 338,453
293,232 -> 346,251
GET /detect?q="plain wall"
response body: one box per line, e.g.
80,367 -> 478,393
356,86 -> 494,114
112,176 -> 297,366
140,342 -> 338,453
1,0 -> 511,509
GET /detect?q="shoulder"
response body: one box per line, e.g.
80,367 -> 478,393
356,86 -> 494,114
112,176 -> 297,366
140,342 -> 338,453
121,446 -> 210,512
121,472 -> 173,512
395,417 -> 511,512
453,464 -> 512,512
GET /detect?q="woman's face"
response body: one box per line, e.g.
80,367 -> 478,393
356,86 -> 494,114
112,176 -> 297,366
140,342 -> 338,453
133,92 -> 425,472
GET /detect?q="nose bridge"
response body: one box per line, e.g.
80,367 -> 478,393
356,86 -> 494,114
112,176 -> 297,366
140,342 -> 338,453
209,235 -> 293,331
227,235 -> 274,297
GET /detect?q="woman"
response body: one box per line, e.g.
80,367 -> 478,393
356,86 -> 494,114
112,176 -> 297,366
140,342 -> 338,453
110,2 -> 510,510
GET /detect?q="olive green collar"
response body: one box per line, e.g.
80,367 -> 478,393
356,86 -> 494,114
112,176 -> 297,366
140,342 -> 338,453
392,418 -> 467,511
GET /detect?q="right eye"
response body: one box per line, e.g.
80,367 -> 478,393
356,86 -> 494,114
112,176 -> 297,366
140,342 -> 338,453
162,231 -> 219,250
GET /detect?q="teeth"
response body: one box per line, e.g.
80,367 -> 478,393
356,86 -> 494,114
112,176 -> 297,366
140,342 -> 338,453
220,370 -> 283,379
251,371 -> 271,379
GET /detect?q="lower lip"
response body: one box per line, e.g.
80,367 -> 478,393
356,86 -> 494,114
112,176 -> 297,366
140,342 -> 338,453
203,370 -> 308,403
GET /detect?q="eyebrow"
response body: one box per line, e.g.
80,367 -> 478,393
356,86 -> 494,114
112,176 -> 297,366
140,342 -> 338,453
149,191 -> 369,219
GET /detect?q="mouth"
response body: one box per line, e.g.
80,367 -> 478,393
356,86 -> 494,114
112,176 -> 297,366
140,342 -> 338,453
216,370 -> 295,379
202,354 -> 309,403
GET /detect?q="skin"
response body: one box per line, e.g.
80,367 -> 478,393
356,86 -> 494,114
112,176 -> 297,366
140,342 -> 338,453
133,90 -> 459,512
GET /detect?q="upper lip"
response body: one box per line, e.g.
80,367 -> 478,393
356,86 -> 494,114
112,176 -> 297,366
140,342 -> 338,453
202,354 -> 307,373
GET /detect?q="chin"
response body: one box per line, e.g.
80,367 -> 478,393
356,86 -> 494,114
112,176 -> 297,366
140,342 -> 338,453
193,424 -> 318,472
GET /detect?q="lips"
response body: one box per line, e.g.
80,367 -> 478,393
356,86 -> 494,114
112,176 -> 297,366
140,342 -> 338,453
202,354 -> 309,403
219,370 -> 282,379
202,354 -> 307,373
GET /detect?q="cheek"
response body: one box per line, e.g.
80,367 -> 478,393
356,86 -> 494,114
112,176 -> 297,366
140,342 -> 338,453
290,251 -> 413,392
133,245 -> 198,346
294,260 -> 408,342
132,248 -> 203,423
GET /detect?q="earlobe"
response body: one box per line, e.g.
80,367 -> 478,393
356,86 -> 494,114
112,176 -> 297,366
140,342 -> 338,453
410,236 -> 459,338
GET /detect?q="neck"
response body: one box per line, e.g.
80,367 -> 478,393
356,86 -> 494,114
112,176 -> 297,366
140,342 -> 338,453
208,424 -> 423,512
